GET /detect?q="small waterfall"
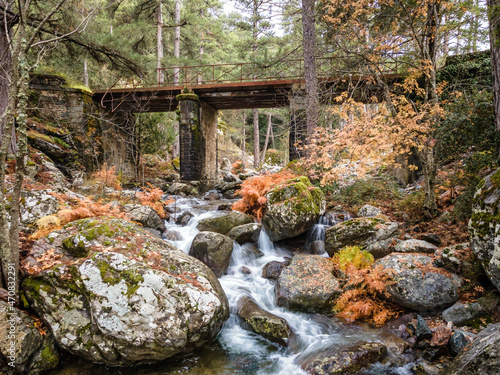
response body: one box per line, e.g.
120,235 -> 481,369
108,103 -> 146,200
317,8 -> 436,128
304,211 -> 350,255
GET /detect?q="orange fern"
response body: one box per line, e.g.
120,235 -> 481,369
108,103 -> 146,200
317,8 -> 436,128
136,184 -> 170,219
91,163 -> 121,190
232,169 -> 297,221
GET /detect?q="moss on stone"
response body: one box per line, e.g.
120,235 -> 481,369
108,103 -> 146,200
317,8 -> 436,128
176,93 -> 199,101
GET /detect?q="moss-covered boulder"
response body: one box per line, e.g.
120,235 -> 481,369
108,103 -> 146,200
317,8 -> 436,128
124,203 -> 166,233
0,301 -> 59,374
298,342 -> 387,375
325,217 -> 399,258
236,296 -> 295,347
444,322 -> 500,375
197,211 -> 254,235
469,168 -> 500,292
189,231 -> 234,277
262,176 -> 325,242
376,254 -> 460,311
275,254 -> 341,313
21,217 -> 229,366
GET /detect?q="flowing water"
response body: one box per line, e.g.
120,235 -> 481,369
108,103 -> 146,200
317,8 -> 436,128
49,197 -> 415,375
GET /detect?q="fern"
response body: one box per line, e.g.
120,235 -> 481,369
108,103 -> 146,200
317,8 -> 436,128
232,170 -> 297,221
136,184 -> 171,219
91,163 -> 121,190
332,246 -> 401,326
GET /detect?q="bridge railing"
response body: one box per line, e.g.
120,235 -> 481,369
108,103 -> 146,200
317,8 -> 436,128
157,54 -> 402,86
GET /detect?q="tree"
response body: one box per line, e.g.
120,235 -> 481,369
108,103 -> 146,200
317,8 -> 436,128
301,0 -> 319,138
316,0 -> 451,215
488,0 -> 500,148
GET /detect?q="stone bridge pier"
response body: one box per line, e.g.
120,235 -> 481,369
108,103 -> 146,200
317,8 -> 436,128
176,92 -> 218,182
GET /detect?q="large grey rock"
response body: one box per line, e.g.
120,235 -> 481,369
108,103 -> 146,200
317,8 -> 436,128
189,231 -> 234,277
227,223 -> 262,244
0,301 -> 59,374
376,254 -> 460,311
124,204 -> 166,232
262,176 -> 325,242
444,322 -> 500,375
237,296 -> 295,347
357,204 -> 382,217
325,217 -> 399,258
262,261 -> 287,280
394,239 -> 437,254
197,211 -> 254,235
275,254 -> 341,312
22,217 -> 229,366
298,342 -> 387,375
469,168 -> 500,292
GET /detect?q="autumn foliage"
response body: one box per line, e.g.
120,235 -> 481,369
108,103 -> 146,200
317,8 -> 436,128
136,184 -> 172,219
332,246 -> 401,325
31,195 -> 128,240
91,163 -> 121,190
232,169 -> 297,221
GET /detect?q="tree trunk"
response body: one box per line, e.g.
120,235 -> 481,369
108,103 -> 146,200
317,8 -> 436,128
173,0 -> 181,84
253,108 -> 259,168
84,58 -> 89,86
261,113 -> 271,163
488,0 -> 500,152
301,0 -> 319,140
0,2 -> 16,155
157,0 -> 164,84
241,111 -> 246,170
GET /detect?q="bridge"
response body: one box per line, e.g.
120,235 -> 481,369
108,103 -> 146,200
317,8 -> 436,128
92,57 -> 401,182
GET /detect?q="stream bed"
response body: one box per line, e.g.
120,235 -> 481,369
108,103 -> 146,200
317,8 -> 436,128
48,197 -> 416,375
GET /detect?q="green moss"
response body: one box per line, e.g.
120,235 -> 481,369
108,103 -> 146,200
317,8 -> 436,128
333,246 -> 374,270
491,169 -> 500,188
176,93 -> 199,101
27,130 -> 70,149
97,259 -> 120,286
469,211 -> 499,237
39,344 -> 59,368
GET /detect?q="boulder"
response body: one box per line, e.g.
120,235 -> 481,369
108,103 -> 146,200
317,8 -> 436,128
357,204 -> 382,217
435,243 -> 483,279
0,301 -> 59,374
262,261 -> 287,280
442,294 -> 500,326
124,204 -> 166,232
394,239 -> 437,254
227,223 -> 262,244
214,181 -> 242,199
197,211 -> 254,235
175,211 -> 194,226
167,182 -> 198,196
22,217 -> 229,366
275,254 -> 341,312
419,233 -> 442,246
325,218 -> 399,258
376,254 -> 460,311
236,296 -> 295,347
444,322 -> 500,375
449,330 -> 476,355
262,176 -> 326,242
298,342 -> 387,375
469,168 -> 500,292
220,158 -> 232,173
203,191 -> 221,201
189,231 -> 234,277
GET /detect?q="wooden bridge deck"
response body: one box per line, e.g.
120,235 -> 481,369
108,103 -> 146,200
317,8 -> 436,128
93,58 -> 402,112
93,74 -> 401,113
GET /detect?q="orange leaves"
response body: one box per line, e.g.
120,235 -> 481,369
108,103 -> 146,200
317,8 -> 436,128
136,184 -> 169,219
91,163 -> 121,190
24,248 -> 64,275
332,251 -> 401,326
232,170 -> 297,221
31,197 -> 129,240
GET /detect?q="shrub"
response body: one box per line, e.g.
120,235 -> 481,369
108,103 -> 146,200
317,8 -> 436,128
91,163 -> 121,190
332,246 -> 374,270
231,160 -> 245,175
331,178 -> 401,206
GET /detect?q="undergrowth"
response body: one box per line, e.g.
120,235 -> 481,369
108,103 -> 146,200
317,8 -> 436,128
232,169 -> 297,220
136,184 -> 173,219
91,163 -> 121,190
332,246 -> 401,326
31,194 -> 128,240
329,178 -> 402,209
